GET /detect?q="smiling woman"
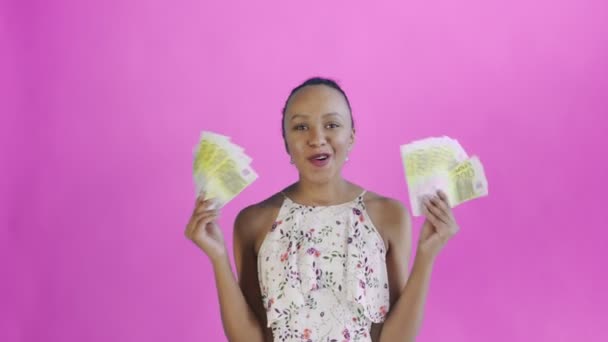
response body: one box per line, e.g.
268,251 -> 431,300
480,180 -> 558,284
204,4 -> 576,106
184,77 -> 461,342
282,79 -> 355,187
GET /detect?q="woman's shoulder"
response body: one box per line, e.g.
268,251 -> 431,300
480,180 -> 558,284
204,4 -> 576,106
363,190 -> 409,216
234,192 -> 285,246
238,191 -> 285,219
362,190 -> 412,242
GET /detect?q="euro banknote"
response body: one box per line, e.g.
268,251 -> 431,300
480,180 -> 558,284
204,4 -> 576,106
192,131 -> 258,208
400,136 -> 488,216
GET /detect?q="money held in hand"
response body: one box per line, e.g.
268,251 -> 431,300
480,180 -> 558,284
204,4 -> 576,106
192,131 -> 258,208
400,136 -> 488,216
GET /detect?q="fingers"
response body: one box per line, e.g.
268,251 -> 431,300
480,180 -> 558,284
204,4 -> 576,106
185,214 -> 214,240
194,211 -> 219,232
424,196 -> 450,226
430,189 -> 456,218
422,204 -> 453,243
436,190 -> 451,207
185,209 -> 218,238
422,204 -> 443,228
432,192 -> 451,216
424,192 -> 460,231
193,191 -> 219,214
193,198 -> 219,214
195,190 -> 207,203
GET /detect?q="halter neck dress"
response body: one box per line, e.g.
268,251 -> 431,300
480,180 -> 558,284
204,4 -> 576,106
257,191 -> 390,341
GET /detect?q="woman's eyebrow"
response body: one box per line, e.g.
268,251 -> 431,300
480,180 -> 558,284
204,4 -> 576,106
289,112 -> 341,121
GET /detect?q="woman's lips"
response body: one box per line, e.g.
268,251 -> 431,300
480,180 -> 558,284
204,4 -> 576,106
308,153 -> 331,167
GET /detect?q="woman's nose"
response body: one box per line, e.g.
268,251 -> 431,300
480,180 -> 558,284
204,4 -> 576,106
307,127 -> 327,147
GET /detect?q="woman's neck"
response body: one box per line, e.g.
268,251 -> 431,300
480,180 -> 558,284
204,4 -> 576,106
286,178 -> 361,207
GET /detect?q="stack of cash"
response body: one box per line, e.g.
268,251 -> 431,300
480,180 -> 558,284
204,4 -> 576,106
400,136 -> 488,216
192,131 -> 258,208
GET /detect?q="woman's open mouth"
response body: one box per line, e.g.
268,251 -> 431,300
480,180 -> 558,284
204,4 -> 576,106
308,153 -> 331,167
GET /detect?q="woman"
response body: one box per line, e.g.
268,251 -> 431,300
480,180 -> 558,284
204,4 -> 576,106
185,77 -> 460,342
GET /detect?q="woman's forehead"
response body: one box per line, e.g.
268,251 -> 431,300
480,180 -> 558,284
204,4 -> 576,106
285,85 -> 350,117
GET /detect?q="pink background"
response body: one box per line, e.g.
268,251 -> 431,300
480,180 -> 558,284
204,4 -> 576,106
2,0 -> 607,341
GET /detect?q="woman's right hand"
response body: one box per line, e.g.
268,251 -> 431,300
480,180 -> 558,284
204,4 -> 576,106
184,193 -> 228,262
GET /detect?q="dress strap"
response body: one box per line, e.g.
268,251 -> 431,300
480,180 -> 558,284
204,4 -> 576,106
279,189 -> 367,207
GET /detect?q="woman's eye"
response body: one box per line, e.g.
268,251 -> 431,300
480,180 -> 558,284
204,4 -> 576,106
326,123 -> 340,129
294,124 -> 307,131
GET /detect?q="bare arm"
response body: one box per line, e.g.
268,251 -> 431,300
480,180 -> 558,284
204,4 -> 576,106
185,194 -> 274,341
366,198 -> 413,342
212,207 -> 266,342
211,258 -> 263,342
379,254 -> 434,342
375,201 -> 432,342
379,191 -> 459,342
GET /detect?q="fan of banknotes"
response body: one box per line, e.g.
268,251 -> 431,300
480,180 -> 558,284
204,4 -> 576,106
192,131 -> 258,208
400,136 -> 488,216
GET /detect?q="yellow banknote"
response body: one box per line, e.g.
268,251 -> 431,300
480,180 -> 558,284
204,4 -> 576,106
400,137 -> 488,216
204,158 -> 258,207
192,131 -> 258,207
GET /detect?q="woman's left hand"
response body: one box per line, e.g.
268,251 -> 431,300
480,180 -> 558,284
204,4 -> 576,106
416,190 -> 460,264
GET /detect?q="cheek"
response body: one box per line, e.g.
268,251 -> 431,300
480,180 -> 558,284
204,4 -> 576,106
333,134 -> 352,149
285,136 -> 305,152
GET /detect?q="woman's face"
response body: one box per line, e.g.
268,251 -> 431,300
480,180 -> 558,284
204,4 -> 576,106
283,85 -> 354,183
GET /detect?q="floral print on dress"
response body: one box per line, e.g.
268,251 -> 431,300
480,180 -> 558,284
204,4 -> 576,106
257,191 -> 390,342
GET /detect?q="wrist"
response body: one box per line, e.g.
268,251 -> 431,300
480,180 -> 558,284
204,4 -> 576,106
211,253 -> 231,269
413,250 -> 436,273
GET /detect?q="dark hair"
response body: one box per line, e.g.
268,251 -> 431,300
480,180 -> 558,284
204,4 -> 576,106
281,77 -> 354,143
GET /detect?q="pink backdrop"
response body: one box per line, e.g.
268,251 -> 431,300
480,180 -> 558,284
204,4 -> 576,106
2,0 -> 607,341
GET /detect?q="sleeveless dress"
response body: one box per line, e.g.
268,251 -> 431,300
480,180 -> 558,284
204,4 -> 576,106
257,191 -> 390,342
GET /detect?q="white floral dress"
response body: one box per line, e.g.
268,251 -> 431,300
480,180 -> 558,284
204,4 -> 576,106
257,191 -> 390,342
